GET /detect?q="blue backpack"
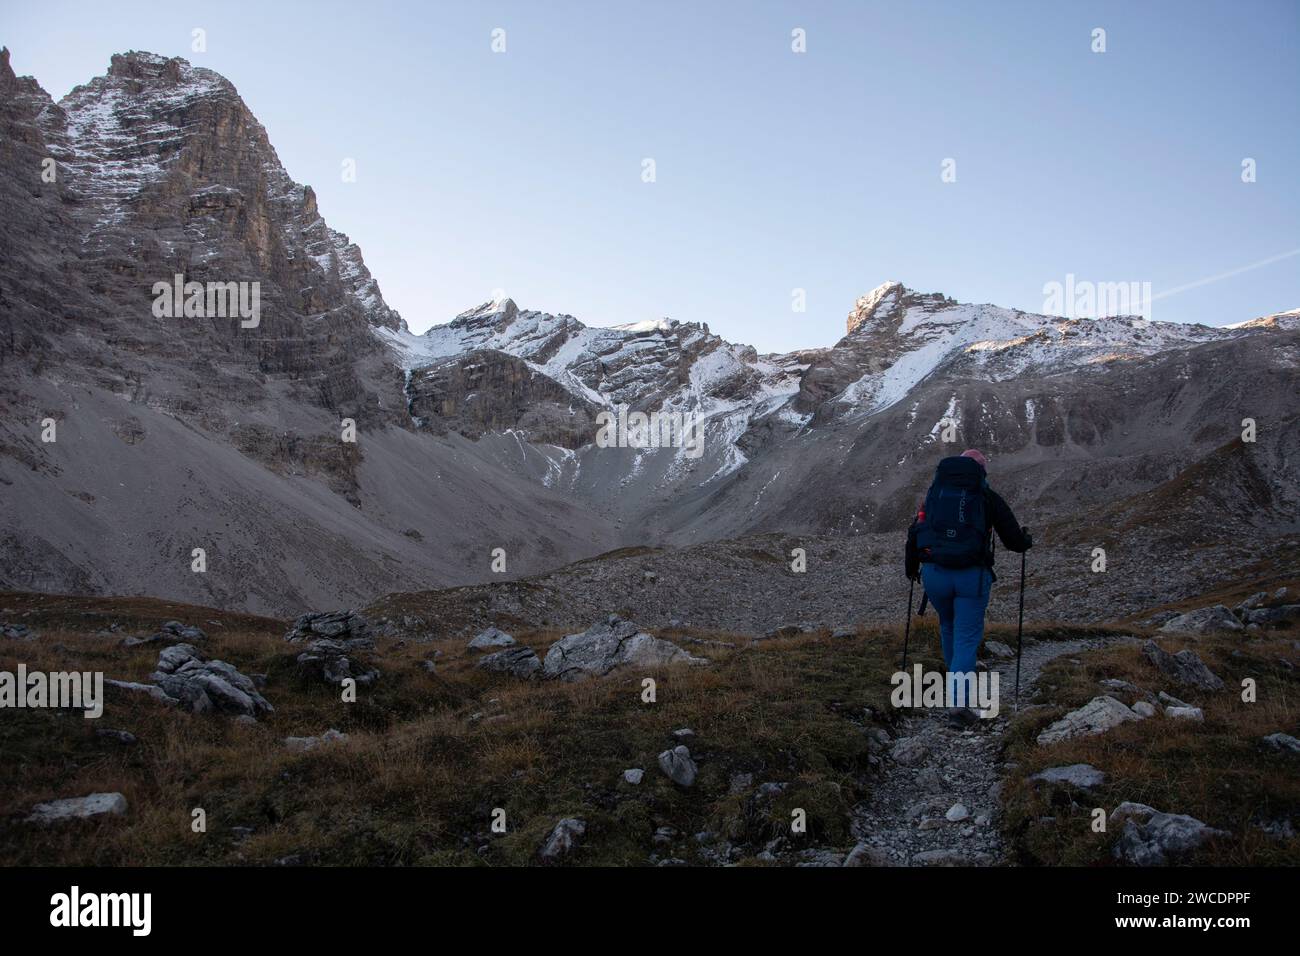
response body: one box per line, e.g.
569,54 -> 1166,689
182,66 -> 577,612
915,456 -> 990,568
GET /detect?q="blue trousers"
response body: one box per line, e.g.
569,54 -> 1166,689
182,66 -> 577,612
921,563 -> 992,707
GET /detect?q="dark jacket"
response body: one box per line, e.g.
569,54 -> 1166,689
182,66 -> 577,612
905,486 -> 1031,581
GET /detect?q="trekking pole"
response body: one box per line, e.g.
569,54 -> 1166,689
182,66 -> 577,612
901,575 -> 916,672
917,592 -> 929,616
1015,528 -> 1028,712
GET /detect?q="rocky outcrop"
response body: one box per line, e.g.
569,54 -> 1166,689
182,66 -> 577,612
541,615 -> 706,682
1158,605 -> 1243,635
476,645 -> 542,679
467,627 -> 515,650
151,644 -> 273,717
1036,696 -> 1140,745
287,611 -> 379,686
1141,641 -> 1225,691
1111,807 -> 1227,866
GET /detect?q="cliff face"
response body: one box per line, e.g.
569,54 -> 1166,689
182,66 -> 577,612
1,49 -> 405,426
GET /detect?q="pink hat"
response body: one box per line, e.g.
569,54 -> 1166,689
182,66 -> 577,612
961,448 -> 988,469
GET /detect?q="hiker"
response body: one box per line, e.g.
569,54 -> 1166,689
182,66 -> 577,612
904,448 -> 1032,724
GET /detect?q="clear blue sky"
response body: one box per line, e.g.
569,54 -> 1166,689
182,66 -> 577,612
4,0 -> 1297,351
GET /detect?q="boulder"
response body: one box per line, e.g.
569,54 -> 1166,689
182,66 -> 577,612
1165,706 -> 1204,722
622,768 -> 644,785
539,818 -> 586,862
150,648 -> 273,718
1244,605 -> 1300,627
1142,641 -> 1224,691
542,616 -> 706,682
295,637 -> 379,686
285,610 -> 370,643
1031,763 -> 1106,790
1236,591 -> 1269,612
26,792 -> 127,824
1261,732 -> 1300,755
468,626 -> 515,650
1158,605 -> 1242,635
658,745 -> 698,787
1036,696 -> 1140,745
985,641 -> 1015,659
477,645 -> 542,679
1131,700 -> 1157,718
1113,812 -> 1227,865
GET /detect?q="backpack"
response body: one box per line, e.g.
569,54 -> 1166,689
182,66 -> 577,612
915,456 -> 990,568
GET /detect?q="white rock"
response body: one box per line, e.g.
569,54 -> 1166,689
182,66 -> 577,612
27,792 -> 127,824
1036,696 -> 1140,745
1165,706 -> 1204,722
945,803 -> 970,822
658,745 -> 698,787
622,768 -> 644,785
1131,701 -> 1157,718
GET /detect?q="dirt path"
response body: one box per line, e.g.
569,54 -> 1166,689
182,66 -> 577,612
847,635 -> 1128,866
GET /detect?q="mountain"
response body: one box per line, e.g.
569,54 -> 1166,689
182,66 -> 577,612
2,49 -> 1297,620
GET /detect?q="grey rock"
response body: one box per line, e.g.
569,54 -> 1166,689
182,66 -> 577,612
1244,604 -> 1300,626
1158,690 -> 1191,708
1261,732 -> 1300,755
1036,696 -> 1140,745
539,818 -> 586,862
477,645 -> 542,679
285,610 -> 370,643
985,641 -> 1015,659
155,642 -> 202,674
1236,591 -> 1269,612
1131,700 -> 1157,718
1165,706 -> 1204,721
1109,801 -> 1158,827
658,745 -> 698,787
1142,641 -> 1224,691
1158,605 -> 1242,635
295,636 -> 379,687
1,623 -> 36,641
467,626 -> 515,650
671,727 -> 696,741
622,768 -> 644,785
26,792 -> 127,824
832,626 -> 856,639
284,728 -> 347,752
1031,763 -> 1106,790
843,842 -> 892,866
104,678 -> 179,706
1113,812 -> 1227,866
891,736 -> 929,765
945,803 -> 970,822
542,616 -> 706,682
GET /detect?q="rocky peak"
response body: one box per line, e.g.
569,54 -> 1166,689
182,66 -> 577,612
846,281 -> 955,336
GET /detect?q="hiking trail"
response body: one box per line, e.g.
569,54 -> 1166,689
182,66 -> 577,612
847,635 -> 1130,866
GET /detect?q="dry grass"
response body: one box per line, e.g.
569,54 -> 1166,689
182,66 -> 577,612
4,591 -> 1293,866
998,630 -> 1299,865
